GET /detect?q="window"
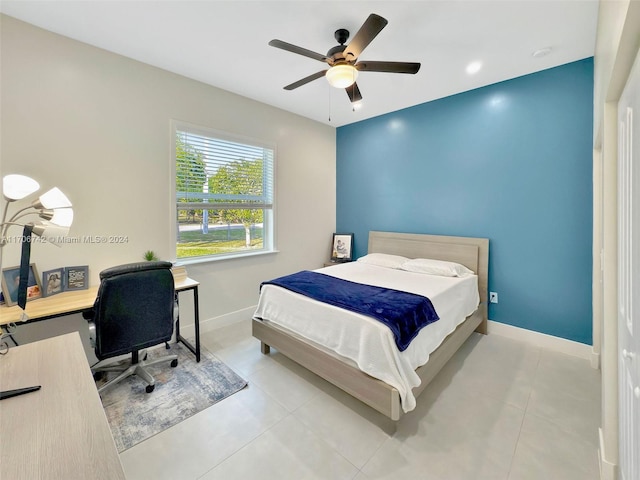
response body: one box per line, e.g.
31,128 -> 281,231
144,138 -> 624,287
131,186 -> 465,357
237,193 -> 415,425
173,122 -> 275,261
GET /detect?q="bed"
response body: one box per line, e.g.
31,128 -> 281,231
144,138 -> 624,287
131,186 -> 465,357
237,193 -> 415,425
252,231 -> 489,420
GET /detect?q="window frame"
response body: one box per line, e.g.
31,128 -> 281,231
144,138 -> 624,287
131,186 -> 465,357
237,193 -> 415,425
170,120 -> 276,264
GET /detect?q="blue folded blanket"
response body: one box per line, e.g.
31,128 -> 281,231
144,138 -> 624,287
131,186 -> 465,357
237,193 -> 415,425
261,270 -> 439,351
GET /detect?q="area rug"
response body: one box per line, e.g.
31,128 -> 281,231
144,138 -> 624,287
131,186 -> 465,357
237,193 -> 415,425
97,343 -> 248,452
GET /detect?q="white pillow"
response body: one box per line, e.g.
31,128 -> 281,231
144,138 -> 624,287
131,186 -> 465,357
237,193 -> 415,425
356,253 -> 409,269
400,258 -> 474,277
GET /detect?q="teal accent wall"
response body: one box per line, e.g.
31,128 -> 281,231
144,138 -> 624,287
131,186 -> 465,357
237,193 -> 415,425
336,58 -> 594,344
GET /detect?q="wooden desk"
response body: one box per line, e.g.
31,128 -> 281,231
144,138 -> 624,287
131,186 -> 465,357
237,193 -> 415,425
0,274 -> 201,362
0,332 -> 126,479
0,286 -> 100,324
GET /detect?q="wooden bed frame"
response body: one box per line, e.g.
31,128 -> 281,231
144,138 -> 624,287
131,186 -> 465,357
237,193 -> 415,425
252,231 -> 489,420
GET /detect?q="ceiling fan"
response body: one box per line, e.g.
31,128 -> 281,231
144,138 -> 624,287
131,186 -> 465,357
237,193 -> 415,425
269,13 -> 421,103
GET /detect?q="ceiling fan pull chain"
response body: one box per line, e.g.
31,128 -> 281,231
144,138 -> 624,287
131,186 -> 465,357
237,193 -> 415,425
351,81 -> 355,112
351,72 -> 355,112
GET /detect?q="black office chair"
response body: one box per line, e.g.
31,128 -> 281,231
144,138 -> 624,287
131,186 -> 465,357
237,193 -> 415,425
84,261 -> 178,394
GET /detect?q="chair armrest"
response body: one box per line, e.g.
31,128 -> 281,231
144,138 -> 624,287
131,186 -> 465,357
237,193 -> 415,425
87,321 -> 96,349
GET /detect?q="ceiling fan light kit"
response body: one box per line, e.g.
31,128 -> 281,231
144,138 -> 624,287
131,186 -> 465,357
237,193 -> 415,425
326,64 -> 359,88
269,13 -> 420,104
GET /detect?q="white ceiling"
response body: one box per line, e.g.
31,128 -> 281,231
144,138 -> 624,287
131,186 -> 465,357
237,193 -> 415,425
0,1 -> 599,127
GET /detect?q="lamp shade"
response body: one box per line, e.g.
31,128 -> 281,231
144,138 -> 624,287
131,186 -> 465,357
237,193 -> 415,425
2,174 -> 40,201
326,64 -> 359,88
34,187 -> 72,209
31,222 -> 70,246
40,207 -> 74,228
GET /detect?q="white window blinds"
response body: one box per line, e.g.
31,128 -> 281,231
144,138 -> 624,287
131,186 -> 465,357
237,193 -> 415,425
176,129 -> 274,210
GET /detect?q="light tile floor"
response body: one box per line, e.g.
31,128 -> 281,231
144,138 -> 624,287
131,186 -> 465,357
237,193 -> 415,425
119,320 -> 601,480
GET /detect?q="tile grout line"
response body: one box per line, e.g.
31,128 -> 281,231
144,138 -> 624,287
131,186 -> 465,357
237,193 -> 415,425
194,407 -> 295,480
193,339 -> 293,480
505,346 -> 541,479
287,379 -> 373,476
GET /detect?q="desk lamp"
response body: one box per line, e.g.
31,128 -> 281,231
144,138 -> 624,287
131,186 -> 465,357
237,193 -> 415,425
0,173 -> 74,411
0,174 -> 74,352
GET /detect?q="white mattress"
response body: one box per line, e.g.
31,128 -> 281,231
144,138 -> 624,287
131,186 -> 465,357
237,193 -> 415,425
253,262 -> 479,412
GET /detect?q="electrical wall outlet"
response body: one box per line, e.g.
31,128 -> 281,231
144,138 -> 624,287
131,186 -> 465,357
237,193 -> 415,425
489,292 -> 498,304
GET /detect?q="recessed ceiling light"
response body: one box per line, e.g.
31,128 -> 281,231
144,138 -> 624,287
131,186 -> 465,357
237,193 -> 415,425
466,61 -> 482,75
532,47 -> 553,58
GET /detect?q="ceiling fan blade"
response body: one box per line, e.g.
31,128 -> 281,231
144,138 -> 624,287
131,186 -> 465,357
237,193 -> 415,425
345,82 -> 363,103
269,39 -> 330,63
356,61 -> 421,74
284,70 -> 327,90
343,14 -> 388,60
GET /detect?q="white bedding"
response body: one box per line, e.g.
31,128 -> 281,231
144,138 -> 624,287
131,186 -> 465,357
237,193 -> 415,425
253,262 -> 479,412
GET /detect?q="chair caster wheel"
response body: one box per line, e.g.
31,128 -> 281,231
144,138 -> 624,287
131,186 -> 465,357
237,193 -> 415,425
93,371 -> 105,381
146,384 -> 155,393
171,359 -> 178,368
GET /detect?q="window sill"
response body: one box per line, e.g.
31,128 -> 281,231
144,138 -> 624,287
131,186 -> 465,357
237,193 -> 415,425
175,249 -> 279,267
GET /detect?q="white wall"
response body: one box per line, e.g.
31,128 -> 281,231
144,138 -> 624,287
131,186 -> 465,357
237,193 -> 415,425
0,15 -> 336,335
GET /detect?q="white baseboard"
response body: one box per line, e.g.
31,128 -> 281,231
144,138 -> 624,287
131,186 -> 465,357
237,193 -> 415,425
487,320 -> 595,361
178,306 -> 255,338
599,428 -> 618,480
591,350 -> 601,369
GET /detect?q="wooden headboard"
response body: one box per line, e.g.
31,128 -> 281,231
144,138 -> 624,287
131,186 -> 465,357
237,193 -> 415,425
368,231 -> 489,307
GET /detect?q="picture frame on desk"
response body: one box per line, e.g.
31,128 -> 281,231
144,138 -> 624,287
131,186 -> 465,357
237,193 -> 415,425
330,233 -> 354,262
64,266 -> 89,291
1,263 -> 43,306
42,268 -> 64,297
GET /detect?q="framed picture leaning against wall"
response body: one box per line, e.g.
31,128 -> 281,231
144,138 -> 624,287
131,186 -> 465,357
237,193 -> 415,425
42,268 -> 64,297
1,263 -> 43,306
331,233 -> 354,262
64,265 -> 89,291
